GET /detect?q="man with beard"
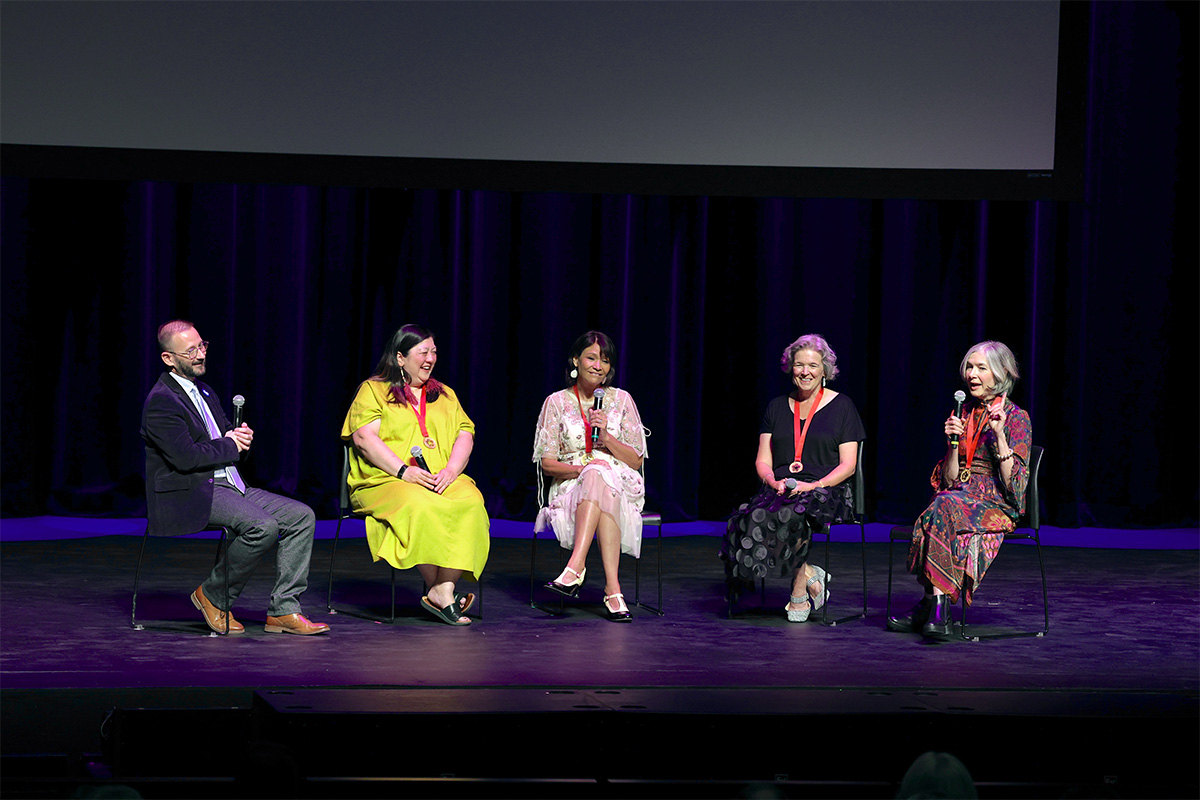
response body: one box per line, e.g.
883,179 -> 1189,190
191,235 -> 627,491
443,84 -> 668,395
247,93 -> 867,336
140,320 -> 329,635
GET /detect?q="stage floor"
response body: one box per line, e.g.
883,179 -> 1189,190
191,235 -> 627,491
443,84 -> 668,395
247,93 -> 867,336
2,533 -> 1198,796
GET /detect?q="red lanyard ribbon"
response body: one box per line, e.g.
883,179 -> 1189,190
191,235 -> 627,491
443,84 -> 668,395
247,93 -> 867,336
958,396 -> 1003,481
789,386 -> 824,473
405,385 -> 437,450
572,386 -> 594,459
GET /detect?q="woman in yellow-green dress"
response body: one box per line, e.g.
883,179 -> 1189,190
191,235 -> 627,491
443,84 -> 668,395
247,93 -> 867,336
341,324 -> 490,626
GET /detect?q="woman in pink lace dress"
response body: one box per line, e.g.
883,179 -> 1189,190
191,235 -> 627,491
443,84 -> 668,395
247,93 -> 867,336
532,331 -> 648,622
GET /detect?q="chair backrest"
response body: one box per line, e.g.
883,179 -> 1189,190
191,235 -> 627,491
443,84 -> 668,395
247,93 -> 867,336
852,439 -> 866,520
1026,445 -> 1044,530
339,443 -> 353,514
535,462 -> 548,511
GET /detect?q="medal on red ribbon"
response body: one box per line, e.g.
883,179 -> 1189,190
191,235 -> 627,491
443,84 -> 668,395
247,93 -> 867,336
790,386 -> 824,475
957,396 -> 1003,483
407,385 -> 436,450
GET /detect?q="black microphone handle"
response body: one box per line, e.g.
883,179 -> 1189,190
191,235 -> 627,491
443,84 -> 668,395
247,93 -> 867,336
234,407 -> 244,427
591,393 -> 603,443
414,453 -> 431,472
949,398 -> 965,445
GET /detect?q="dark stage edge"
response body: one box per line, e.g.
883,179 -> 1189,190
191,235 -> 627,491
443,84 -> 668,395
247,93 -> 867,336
4,685 -> 1197,799
3,535 -> 1198,798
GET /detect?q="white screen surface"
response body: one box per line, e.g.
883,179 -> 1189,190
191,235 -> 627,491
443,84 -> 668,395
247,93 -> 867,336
2,1 -> 1060,172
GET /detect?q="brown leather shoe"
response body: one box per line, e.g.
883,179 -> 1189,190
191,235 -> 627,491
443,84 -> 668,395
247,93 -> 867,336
190,586 -> 245,634
264,613 -> 330,635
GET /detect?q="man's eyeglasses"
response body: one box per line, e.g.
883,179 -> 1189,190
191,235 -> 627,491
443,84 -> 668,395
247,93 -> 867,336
167,341 -> 210,360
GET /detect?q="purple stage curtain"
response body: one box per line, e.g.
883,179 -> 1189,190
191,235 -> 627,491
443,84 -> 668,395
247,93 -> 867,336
1,1 -> 1195,528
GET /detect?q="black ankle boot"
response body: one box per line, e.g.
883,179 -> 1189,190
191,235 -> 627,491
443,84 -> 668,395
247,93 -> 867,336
921,595 -> 953,639
886,595 -> 932,633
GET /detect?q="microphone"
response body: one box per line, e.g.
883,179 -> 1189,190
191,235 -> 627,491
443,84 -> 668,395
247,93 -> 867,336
232,395 -> 245,427
784,478 -> 797,491
591,388 -> 605,443
949,390 -> 967,445
410,445 -> 431,473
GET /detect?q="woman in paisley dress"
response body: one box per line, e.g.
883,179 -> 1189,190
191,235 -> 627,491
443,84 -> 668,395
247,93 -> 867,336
533,331 -> 648,622
721,334 -> 865,622
887,340 -> 1033,639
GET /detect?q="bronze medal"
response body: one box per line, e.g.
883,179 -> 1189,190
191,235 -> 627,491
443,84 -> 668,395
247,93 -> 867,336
580,452 -> 593,465
789,461 -> 803,474
423,436 -> 437,450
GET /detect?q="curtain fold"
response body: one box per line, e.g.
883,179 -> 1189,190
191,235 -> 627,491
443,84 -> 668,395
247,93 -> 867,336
1,1 -> 1194,528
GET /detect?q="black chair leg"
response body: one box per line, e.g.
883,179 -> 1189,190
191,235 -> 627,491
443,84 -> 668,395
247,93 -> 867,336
960,536 -> 1050,641
529,531 -> 567,616
886,532 -> 896,620
326,517 -> 344,614
132,526 -> 230,634
389,568 -> 397,624
131,530 -> 151,630
1036,538 -> 1050,635
886,525 -> 917,622
219,530 -> 229,635
528,529 -> 539,608
816,521 -> 867,627
633,524 -> 665,616
325,515 -> 405,624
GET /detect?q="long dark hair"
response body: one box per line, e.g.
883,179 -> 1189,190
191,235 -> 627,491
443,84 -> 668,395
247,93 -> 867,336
370,324 -> 443,405
564,330 -> 617,388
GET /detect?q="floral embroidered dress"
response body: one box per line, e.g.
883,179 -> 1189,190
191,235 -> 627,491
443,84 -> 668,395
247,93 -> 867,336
907,398 -> 1032,606
532,387 -> 648,558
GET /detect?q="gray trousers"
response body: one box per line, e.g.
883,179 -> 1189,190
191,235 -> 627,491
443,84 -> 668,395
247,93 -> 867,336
203,481 -> 315,616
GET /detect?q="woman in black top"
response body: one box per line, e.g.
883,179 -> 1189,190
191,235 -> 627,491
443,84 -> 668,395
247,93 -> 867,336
721,334 -> 866,622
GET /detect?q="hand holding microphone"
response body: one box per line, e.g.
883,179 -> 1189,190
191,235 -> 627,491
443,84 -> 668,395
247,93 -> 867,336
409,445 -> 438,491
232,394 -> 245,427
590,388 -> 606,444
226,395 -> 253,451
410,445 -> 457,493
947,390 -> 967,446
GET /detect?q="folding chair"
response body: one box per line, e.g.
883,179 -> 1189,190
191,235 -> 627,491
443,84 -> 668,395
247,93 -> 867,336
886,445 -> 1047,641
131,523 -> 230,635
327,443 -> 482,622
726,441 -> 866,623
529,463 -> 664,616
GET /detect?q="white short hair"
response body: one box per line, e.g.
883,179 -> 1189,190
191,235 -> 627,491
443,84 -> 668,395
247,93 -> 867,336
960,340 -> 1020,396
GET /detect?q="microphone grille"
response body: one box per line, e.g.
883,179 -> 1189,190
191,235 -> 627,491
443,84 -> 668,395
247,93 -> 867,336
410,445 -> 422,457
784,478 -> 797,490
953,390 -> 967,403
232,395 -> 245,407
592,388 -> 605,398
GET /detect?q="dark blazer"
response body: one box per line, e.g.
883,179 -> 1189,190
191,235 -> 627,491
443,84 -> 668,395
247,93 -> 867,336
140,372 -> 242,537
